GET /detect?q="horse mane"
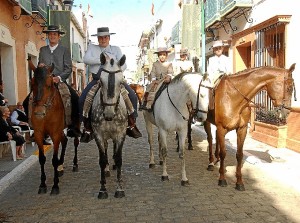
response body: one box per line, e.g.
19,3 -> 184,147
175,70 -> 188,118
170,72 -> 204,86
34,66 -> 48,101
232,66 -> 285,77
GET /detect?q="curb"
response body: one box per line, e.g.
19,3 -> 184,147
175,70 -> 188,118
0,155 -> 38,195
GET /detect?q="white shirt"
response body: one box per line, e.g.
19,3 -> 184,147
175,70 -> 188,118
174,60 -> 194,76
207,54 -> 232,83
83,44 -> 127,74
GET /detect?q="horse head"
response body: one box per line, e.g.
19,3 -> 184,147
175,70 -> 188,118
266,63 -> 296,110
98,53 -> 126,121
194,74 -> 211,122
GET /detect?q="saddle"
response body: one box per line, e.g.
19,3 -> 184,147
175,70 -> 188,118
82,83 -> 134,118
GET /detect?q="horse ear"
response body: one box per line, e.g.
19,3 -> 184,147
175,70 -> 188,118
202,72 -> 208,80
118,55 -> 126,67
28,58 -> 36,71
289,63 -> 296,74
100,53 -> 106,65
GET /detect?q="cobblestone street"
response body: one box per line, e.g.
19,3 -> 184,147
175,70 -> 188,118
0,111 -> 300,223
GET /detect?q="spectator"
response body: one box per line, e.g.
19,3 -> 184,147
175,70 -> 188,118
10,102 -> 30,131
0,106 -> 26,160
0,81 -> 8,106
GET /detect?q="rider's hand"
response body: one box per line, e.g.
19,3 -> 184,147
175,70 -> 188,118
164,75 -> 171,83
53,76 -> 61,83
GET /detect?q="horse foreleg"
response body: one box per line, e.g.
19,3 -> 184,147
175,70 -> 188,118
204,121 -> 214,171
159,130 -> 169,181
145,120 -> 155,168
235,126 -> 247,191
217,128 -> 228,187
58,134 -> 68,177
38,143 -> 47,194
72,136 -> 79,172
98,149 -> 108,199
187,117 -> 193,150
178,131 -> 189,186
114,140 -> 125,198
51,152 -> 60,195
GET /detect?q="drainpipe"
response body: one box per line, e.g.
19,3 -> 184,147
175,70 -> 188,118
201,0 -> 206,74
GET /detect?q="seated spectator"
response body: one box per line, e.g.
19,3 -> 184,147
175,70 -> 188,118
10,102 -> 30,131
0,106 -> 26,160
0,81 -> 8,106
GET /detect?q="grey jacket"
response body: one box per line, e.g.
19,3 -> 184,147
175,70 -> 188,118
38,44 -> 72,82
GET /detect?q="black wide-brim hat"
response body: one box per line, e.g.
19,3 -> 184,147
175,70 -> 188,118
92,27 -> 116,36
42,25 -> 65,35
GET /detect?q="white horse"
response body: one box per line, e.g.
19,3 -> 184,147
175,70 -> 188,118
143,73 -> 211,185
91,53 -> 127,199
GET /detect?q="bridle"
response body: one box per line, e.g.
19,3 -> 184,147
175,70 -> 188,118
166,79 -> 211,121
32,72 -> 57,118
227,73 -> 296,110
99,68 -> 122,111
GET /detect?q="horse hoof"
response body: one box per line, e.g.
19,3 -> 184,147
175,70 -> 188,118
98,191 -> 108,199
112,165 -> 117,170
218,179 -> 228,187
58,170 -> 64,177
159,161 -> 163,165
72,165 -> 79,172
114,190 -> 125,198
207,165 -> 214,171
161,176 -> 169,181
235,184 -> 245,191
38,186 -> 47,194
105,171 -> 111,177
149,164 -> 155,169
50,187 -> 59,195
188,146 -> 193,150
181,180 -> 190,186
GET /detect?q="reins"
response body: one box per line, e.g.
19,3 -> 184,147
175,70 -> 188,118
166,79 -> 209,121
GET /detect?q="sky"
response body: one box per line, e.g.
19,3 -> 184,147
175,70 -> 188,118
72,0 -> 178,70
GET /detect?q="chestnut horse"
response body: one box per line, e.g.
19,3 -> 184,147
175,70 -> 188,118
129,83 -> 144,110
30,64 -> 80,195
198,64 -> 296,191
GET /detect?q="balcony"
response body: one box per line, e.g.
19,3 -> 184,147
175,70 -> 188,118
205,0 -> 253,34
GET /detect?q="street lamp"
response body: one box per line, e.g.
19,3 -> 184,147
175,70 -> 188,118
63,0 -> 74,11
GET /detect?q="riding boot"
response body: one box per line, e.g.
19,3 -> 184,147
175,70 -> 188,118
140,92 -> 149,110
126,114 -> 142,138
80,117 -> 94,143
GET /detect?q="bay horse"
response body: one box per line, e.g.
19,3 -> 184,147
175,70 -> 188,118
200,64 -> 296,191
143,72 -> 211,185
91,53 -> 127,199
30,64 -> 80,195
129,83 -> 144,110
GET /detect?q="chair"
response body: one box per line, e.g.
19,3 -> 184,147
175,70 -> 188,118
12,126 -> 35,153
0,140 -> 17,161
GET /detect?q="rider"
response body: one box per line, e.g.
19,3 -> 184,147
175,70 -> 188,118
207,40 -> 232,143
79,27 -> 142,143
140,47 -> 174,110
24,25 -> 81,138
207,40 -> 232,85
173,48 -> 194,76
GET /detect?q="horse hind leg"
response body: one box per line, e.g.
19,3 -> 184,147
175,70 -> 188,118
57,134 -> 68,177
72,136 -> 79,172
159,130 -> 169,181
178,131 -> 189,186
204,121 -> 215,171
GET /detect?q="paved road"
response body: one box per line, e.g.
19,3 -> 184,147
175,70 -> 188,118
0,111 -> 300,223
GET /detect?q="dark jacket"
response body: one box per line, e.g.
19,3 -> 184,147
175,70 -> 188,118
38,44 -> 72,82
0,118 -> 17,142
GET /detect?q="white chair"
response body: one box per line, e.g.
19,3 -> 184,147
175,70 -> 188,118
0,140 -> 17,161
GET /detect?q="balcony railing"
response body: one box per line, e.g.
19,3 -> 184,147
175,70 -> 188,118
205,0 -> 253,34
